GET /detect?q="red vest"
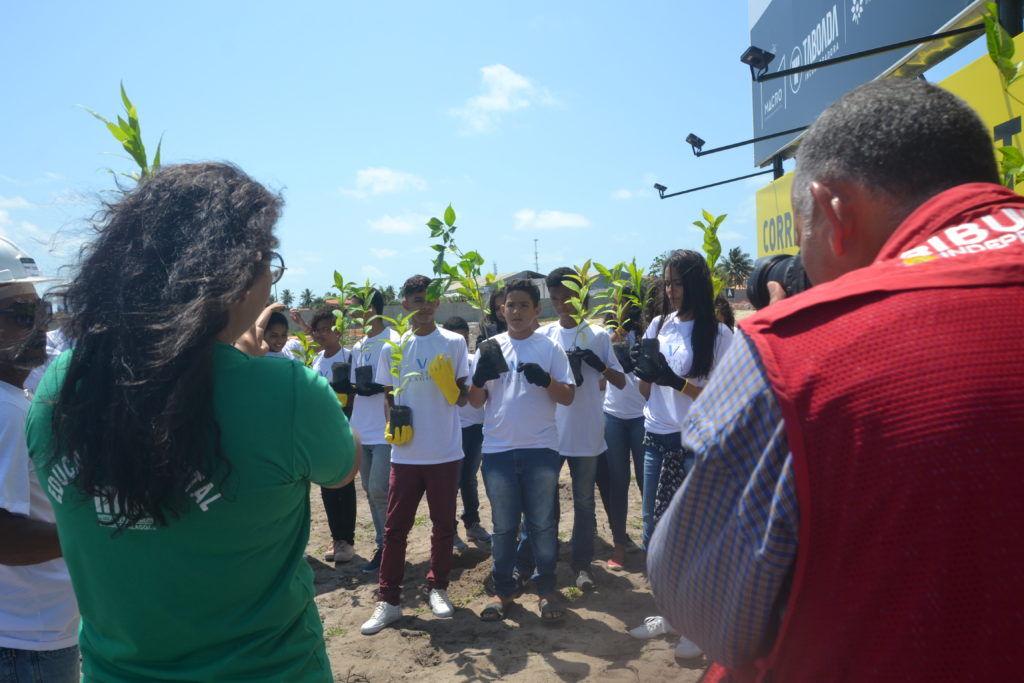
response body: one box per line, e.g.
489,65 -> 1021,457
719,184 -> 1024,681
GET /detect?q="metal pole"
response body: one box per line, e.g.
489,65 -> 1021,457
533,239 -> 539,272
772,155 -> 784,180
998,0 -> 1024,35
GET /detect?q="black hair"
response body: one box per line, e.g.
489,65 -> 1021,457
546,266 -> 588,307
310,304 -> 340,331
402,274 -> 431,298
504,278 -> 540,306
714,294 -> 735,331
442,316 -> 469,333
267,311 -> 289,330
352,288 -> 384,315
660,250 -> 718,380
486,285 -> 507,332
793,79 -> 998,223
52,162 -> 281,530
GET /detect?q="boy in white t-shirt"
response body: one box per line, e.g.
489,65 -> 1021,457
361,275 -> 469,635
516,267 -> 625,592
467,279 -> 575,623
309,305 -> 357,564
441,316 -> 491,550
347,289 -> 400,574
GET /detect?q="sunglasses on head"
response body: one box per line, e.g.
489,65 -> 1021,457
0,300 -> 52,328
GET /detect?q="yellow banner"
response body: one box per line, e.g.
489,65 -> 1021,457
754,33 -> 1024,258
755,172 -> 797,257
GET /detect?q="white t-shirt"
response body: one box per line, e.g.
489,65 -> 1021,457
311,347 -> 351,381
603,330 -> 647,420
0,381 -> 79,650
642,316 -> 733,434
375,326 -> 469,465
477,332 -> 575,454
459,354 -> 485,428
541,322 -> 623,457
349,327 -> 400,446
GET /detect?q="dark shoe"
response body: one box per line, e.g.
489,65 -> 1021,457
361,548 -> 382,574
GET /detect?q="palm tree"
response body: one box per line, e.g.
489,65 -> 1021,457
280,288 -> 294,307
299,288 -> 314,308
719,247 -> 754,287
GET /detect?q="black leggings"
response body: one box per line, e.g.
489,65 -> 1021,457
321,481 -> 356,545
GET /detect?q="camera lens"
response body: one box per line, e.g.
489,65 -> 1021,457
747,254 -> 812,309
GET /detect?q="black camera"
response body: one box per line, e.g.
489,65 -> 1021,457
747,253 -> 812,310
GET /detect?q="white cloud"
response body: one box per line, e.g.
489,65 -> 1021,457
367,212 -> 426,235
0,209 -> 49,245
362,265 -> 385,278
0,196 -> 31,209
514,209 -> 590,231
0,172 -> 61,186
610,189 -> 637,200
370,248 -> 398,259
451,64 -> 557,134
340,167 -> 427,199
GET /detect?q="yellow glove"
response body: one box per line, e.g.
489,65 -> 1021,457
427,354 -> 461,405
335,393 -> 349,408
385,423 -> 413,445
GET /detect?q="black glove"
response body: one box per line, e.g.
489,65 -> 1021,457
633,348 -> 659,383
329,362 -> 352,394
612,343 -> 634,374
353,365 -> 387,396
649,353 -> 687,392
518,362 -> 551,388
577,348 -> 607,374
566,350 -> 585,387
473,340 -> 508,387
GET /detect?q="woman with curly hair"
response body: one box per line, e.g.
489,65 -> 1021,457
26,163 -> 359,682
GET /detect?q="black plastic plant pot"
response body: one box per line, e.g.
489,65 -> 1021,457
566,349 -> 585,387
640,338 -> 660,359
477,339 -> 509,374
390,405 -> 412,429
355,364 -> 374,388
330,362 -> 352,393
612,342 -> 633,373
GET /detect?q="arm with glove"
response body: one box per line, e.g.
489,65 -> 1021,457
518,362 -> 574,406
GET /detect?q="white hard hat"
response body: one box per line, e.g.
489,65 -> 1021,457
0,236 -> 60,284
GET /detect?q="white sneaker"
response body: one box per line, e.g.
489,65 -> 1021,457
360,601 -> 402,635
428,588 -> 454,618
628,615 -> 678,639
675,635 -> 703,659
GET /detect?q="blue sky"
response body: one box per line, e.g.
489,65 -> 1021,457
1,2 -> 987,299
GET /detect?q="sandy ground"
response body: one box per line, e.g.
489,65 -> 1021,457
305,465 -> 707,682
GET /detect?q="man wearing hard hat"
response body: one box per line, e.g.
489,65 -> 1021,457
0,236 -> 79,682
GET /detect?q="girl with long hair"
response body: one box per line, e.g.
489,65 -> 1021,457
25,163 -> 359,682
628,250 -> 733,655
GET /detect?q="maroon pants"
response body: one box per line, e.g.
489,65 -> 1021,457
378,459 -> 461,605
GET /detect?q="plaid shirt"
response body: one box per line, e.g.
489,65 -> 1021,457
647,330 -> 798,668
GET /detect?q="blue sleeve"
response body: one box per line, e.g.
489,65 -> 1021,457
647,331 -> 798,668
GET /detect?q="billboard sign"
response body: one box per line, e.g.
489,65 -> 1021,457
754,33 -> 1024,258
750,0 -> 984,165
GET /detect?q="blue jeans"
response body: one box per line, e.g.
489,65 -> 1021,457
517,455 -> 598,573
597,413 -> 645,544
359,443 -> 392,549
642,431 -> 682,550
458,424 -> 484,527
481,448 -> 561,597
0,645 -> 80,683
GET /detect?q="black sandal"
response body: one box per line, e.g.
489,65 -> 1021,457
538,596 -> 566,623
480,597 -> 511,622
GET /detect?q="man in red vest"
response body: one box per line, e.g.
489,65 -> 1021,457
648,78 -> 1024,681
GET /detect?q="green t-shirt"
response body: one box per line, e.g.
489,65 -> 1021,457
25,343 -> 355,682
